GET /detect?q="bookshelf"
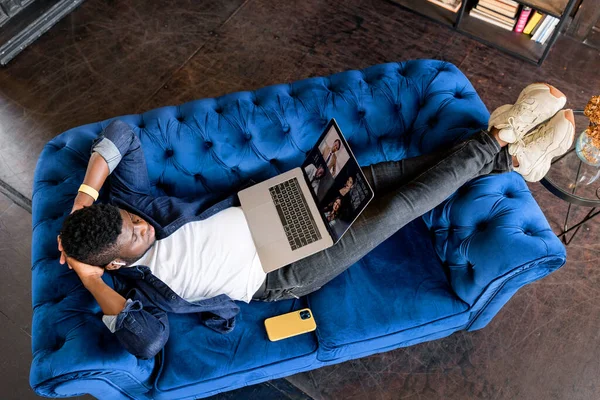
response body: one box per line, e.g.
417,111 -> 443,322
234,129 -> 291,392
389,0 -> 456,26
387,0 -> 579,65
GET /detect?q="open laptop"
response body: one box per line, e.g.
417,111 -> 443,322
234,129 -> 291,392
238,118 -> 374,273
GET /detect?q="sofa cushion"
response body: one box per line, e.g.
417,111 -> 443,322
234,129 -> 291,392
308,219 -> 470,362
154,299 -> 317,398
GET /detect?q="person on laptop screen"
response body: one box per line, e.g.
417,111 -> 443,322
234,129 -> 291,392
56,83 -> 573,359
320,136 -> 348,177
304,163 -> 326,194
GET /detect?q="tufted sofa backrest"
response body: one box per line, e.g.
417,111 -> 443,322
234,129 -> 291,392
30,60 -> 490,388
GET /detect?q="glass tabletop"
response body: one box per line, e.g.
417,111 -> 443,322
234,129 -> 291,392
541,110 -> 600,207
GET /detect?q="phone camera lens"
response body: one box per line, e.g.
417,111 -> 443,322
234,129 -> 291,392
300,311 -> 311,320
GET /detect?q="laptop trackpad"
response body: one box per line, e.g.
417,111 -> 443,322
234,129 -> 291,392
245,203 -> 284,248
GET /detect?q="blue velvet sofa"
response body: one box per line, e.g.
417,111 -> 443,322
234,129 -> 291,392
30,59 -> 567,399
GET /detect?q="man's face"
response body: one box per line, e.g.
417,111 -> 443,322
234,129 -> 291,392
332,141 -> 341,152
316,167 -> 325,178
114,209 -> 156,266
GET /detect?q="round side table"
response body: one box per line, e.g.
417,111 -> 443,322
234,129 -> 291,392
540,110 -> 600,245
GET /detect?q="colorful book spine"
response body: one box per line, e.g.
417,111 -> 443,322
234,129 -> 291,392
538,17 -> 559,44
514,7 -> 532,33
523,11 -> 543,35
531,16 -> 552,42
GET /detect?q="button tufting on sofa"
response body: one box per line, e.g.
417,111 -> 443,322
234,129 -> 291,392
357,108 -> 366,117
177,116 -> 185,122
282,124 -> 290,133
326,80 -> 334,92
244,133 -> 252,141
139,123 -> 146,129
165,149 -> 174,158
476,221 -> 488,231
454,92 -> 463,99
214,107 -> 223,114
52,338 -> 65,351
204,141 -> 213,149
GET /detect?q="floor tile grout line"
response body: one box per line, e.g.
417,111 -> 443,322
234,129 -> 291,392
137,0 -> 254,112
0,179 -> 32,214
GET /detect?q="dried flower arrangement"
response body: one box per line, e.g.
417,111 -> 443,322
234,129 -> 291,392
580,96 -> 600,165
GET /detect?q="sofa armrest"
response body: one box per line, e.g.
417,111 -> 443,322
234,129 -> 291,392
422,172 -> 566,329
29,262 -> 155,399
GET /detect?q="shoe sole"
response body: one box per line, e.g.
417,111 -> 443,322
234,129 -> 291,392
521,119 -> 575,182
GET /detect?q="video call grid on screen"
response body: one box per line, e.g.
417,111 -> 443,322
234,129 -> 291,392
301,120 -> 373,242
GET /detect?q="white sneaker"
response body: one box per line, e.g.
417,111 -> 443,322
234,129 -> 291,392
488,83 -> 567,144
510,109 -> 575,182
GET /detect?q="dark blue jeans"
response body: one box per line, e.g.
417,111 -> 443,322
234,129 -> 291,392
254,130 -> 511,301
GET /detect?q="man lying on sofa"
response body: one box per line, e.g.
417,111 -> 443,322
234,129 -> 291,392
57,84 -> 574,359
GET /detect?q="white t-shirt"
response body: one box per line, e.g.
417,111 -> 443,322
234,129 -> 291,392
131,207 -> 266,303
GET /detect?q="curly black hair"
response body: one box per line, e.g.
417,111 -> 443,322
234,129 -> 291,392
60,204 -> 123,267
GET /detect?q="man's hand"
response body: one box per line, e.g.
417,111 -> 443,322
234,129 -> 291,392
71,191 -> 94,214
57,235 -> 104,284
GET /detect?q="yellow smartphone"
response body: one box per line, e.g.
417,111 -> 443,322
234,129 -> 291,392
264,308 -> 317,342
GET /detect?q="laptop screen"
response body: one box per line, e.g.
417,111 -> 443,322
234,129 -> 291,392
301,119 -> 374,243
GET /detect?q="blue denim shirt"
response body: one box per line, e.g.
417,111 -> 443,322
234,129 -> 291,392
94,120 -> 248,359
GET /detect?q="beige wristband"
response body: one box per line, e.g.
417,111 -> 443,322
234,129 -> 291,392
78,184 -> 99,201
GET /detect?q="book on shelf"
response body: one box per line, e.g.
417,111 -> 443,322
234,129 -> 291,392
496,0 -> 520,7
426,0 -> 462,12
514,7 -> 532,33
530,14 -> 548,37
470,0 -> 519,30
523,11 -> 544,35
537,17 -> 559,44
478,0 -> 518,16
475,4 -> 517,24
469,8 -> 514,31
531,15 -> 552,41
475,5 -> 517,26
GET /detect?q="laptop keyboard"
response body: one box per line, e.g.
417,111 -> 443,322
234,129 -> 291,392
269,178 -> 322,251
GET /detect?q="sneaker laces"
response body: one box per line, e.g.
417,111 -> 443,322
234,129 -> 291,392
507,116 -> 527,149
506,100 -> 537,145
513,125 -> 552,155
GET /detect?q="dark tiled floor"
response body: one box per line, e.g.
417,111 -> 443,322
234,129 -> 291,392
0,0 -> 599,399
